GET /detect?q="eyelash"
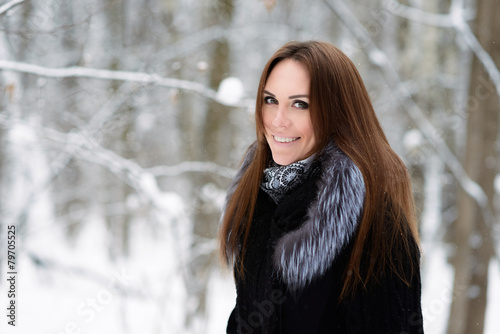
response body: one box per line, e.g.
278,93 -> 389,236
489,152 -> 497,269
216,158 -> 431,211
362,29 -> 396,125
264,96 -> 278,105
292,100 -> 309,110
263,96 -> 309,110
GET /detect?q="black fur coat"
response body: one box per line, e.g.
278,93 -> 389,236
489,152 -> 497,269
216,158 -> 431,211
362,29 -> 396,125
223,141 -> 424,334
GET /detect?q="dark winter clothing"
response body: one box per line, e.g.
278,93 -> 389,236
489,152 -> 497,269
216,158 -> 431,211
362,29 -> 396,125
223,141 -> 424,333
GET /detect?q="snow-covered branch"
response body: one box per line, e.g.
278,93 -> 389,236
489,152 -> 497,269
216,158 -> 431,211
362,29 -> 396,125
323,0 -> 496,231
387,0 -> 500,98
33,125 -> 173,213
453,18 -> 500,98
0,115 -> 233,219
0,59 -> 247,108
147,161 -> 236,179
0,0 -> 24,16
385,0 -> 474,27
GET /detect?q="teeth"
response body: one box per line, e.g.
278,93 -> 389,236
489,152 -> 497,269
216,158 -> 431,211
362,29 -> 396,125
274,136 -> 298,143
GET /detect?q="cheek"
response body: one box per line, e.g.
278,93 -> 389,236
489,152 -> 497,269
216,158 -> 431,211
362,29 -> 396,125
262,111 -> 275,131
262,114 -> 270,127
305,123 -> 314,138
300,117 -> 315,140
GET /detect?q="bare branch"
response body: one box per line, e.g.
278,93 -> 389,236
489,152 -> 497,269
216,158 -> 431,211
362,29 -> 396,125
0,0 -> 24,16
386,0 -> 474,27
147,161 -> 236,179
387,0 -> 500,98
323,0 -> 496,232
0,82 -> 139,227
453,17 -> 500,98
0,115 -> 234,220
0,59 -> 248,108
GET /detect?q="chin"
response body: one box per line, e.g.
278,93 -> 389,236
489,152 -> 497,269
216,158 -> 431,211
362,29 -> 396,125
272,155 -> 296,166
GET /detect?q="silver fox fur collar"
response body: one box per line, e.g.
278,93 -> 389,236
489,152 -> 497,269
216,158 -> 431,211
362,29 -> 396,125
224,140 -> 365,291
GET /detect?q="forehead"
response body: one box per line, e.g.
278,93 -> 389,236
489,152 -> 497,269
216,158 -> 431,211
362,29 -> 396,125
264,59 -> 310,94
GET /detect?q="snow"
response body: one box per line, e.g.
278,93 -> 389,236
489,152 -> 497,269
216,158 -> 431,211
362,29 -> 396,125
419,238 -> 500,334
494,174 -> 500,194
201,182 -> 228,210
206,269 -> 236,334
420,153 -> 451,334
368,49 -> 387,66
1,1 -> 499,333
0,213 -> 197,334
216,77 -> 244,105
137,172 -> 186,221
421,246 -> 454,334
403,129 -> 424,152
3,124 -> 54,226
197,61 -> 209,72
485,259 -> 500,334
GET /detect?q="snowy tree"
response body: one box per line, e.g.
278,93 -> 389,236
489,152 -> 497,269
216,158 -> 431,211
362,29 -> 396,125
448,0 -> 500,333
0,0 -> 499,333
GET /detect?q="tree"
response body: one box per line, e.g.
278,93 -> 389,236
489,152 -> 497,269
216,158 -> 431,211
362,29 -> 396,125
1,0 -> 499,332
447,0 -> 500,333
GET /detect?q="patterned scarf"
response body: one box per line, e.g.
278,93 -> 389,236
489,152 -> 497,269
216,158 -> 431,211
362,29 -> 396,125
261,157 -> 313,203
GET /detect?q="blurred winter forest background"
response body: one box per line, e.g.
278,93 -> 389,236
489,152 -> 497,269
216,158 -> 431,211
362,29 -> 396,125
0,0 -> 499,333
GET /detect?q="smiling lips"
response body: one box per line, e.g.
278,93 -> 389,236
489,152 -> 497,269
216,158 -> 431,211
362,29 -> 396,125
273,135 -> 300,143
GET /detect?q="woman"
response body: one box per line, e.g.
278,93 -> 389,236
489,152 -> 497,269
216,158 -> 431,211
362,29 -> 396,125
219,41 -> 423,333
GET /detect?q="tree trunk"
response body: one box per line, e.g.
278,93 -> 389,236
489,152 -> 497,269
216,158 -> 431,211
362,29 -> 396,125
184,0 -> 235,328
447,0 -> 500,333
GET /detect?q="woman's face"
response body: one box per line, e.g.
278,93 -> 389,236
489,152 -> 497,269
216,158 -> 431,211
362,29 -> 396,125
262,59 -> 316,166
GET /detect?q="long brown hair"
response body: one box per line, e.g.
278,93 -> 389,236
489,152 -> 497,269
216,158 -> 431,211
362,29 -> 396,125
219,40 -> 419,298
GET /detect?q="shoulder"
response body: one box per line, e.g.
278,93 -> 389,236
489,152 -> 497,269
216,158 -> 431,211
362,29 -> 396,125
314,142 -> 365,219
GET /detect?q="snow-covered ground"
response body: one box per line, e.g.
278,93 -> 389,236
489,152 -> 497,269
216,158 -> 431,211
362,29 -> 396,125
1,216 -> 498,334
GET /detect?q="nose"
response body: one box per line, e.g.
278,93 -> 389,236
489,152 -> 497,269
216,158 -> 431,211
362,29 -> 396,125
272,107 -> 291,128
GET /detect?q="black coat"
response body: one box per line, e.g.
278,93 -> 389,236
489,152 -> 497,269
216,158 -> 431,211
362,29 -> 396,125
224,141 -> 424,333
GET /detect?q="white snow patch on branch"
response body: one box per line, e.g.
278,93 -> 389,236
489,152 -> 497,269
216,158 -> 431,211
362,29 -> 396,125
147,161 -> 236,179
0,0 -> 24,16
216,77 -> 244,105
0,59 -> 246,108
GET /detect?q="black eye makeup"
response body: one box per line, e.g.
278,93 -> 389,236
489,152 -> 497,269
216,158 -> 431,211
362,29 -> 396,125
264,96 -> 278,105
292,100 -> 309,109
263,90 -> 309,110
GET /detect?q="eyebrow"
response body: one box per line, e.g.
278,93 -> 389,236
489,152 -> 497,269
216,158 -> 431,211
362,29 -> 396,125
264,90 -> 309,99
289,94 -> 309,99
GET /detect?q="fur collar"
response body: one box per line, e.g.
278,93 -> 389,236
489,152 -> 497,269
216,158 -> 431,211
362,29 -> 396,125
224,140 -> 365,291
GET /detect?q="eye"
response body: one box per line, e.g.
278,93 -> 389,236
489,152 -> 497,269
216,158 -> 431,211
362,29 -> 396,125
292,100 -> 309,110
264,96 -> 278,105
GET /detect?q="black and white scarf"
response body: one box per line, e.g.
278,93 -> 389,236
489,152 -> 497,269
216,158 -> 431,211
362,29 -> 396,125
260,157 -> 314,203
